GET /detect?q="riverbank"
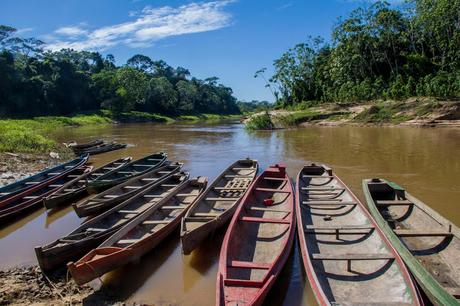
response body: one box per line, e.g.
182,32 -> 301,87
244,98 -> 460,129
0,111 -> 242,154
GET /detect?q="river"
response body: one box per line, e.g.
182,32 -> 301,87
0,121 -> 459,305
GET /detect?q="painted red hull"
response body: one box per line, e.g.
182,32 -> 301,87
216,164 -> 296,306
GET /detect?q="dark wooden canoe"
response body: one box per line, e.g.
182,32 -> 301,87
216,164 -> 295,306
181,159 -> 258,255
35,171 -> 189,272
87,152 -> 167,192
73,142 -> 127,156
296,164 -> 422,306
73,162 -> 182,218
0,155 -> 89,204
0,166 -> 92,223
363,178 -> 460,305
68,176 -> 207,285
43,157 -> 132,210
67,139 -> 103,150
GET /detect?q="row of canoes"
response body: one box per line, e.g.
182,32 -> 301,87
1,154 -> 458,305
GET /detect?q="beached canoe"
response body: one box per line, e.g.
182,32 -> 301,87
67,139 -> 103,150
363,178 -> 460,305
43,157 -> 132,210
73,142 -> 127,156
180,159 -> 258,255
216,164 -> 295,306
0,165 -> 92,223
296,164 -> 422,305
87,152 -> 167,192
68,176 -> 207,285
35,171 -> 189,272
73,162 -> 183,218
0,155 -> 89,205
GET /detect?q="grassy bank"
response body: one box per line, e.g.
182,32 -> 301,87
0,111 -> 243,153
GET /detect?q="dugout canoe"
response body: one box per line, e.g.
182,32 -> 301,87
363,178 -> 460,305
0,155 -> 89,205
87,152 -> 167,192
68,176 -> 206,285
35,171 -> 189,272
43,157 -> 132,210
67,139 -> 103,150
216,164 -> 295,306
0,165 -> 92,223
73,162 -> 182,217
180,158 -> 258,255
296,164 -> 422,305
73,142 -> 127,156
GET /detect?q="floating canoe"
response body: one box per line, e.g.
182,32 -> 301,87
73,162 -> 183,218
0,166 -> 92,223
0,155 -> 89,205
363,178 -> 460,305
181,159 -> 258,255
68,176 -> 207,285
87,152 -> 167,192
67,139 -> 103,150
216,164 -> 295,306
296,164 -> 422,305
73,142 -> 127,156
43,157 -> 132,210
35,172 -> 189,272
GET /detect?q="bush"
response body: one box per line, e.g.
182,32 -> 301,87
245,112 -> 274,130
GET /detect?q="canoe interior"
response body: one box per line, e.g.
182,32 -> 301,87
0,166 -> 90,216
93,152 -> 166,183
74,142 -> 127,155
366,179 -> 460,300
220,164 -> 295,305
183,159 -> 257,233
297,165 -> 418,305
68,139 -> 103,150
36,172 -> 189,270
75,162 -> 182,216
103,176 -> 206,249
0,155 -> 88,202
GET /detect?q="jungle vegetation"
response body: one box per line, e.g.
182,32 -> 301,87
260,0 -> 460,107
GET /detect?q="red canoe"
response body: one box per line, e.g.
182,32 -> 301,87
296,163 -> 423,305
216,164 -> 295,306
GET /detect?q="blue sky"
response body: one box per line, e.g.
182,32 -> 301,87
1,0 -> 373,102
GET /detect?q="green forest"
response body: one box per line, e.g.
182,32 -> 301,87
0,26 -> 239,118
262,0 -> 460,107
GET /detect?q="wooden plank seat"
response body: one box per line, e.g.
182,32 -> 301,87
143,194 -> 163,198
375,200 -> 413,206
262,177 -> 286,181
206,197 -> 240,201
248,206 -> 290,213
132,164 -> 153,167
63,188 -> 78,192
232,167 -> 255,171
48,184 -> 64,188
228,260 -> 271,270
23,196 -> 39,200
118,171 -> 136,175
213,187 -> 247,190
103,195 -> 118,198
302,187 -> 344,191
302,200 -> 357,205
147,158 -> 163,161
161,184 -> 178,187
223,278 -> 263,288
117,239 -> 138,245
157,171 -> 172,174
255,187 -> 289,193
118,209 -> 141,214
142,220 -> 170,225
305,225 -> 375,239
160,205 -> 188,210
311,253 -> 395,271
67,175 -> 81,178
24,182 -> 40,185
141,178 -> 157,182
123,186 -> 142,189
239,216 -> 290,224
193,212 -> 220,217
47,172 -> 62,176
86,228 -> 105,232
394,229 -> 454,237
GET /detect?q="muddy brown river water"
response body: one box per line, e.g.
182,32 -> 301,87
0,121 -> 459,305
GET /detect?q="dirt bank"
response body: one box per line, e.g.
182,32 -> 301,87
243,98 -> 460,129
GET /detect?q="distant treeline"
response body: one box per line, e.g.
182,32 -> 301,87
236,100 -> 272,113
263,0 -> 460,107
0,26 -> 239,117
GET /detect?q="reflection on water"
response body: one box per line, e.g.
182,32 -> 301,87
0,121 -> 459,305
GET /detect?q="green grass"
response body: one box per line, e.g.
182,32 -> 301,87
0,114 -> 113,153
178,113 -> 242,121
245,112 -> 274,130
354,102 -> 416,123
277,110 -> 322,127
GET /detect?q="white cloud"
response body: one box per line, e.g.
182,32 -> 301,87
46,1 -> 234,51
277,2 -> 293,10
15,27 -> 35,35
